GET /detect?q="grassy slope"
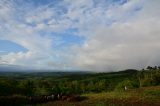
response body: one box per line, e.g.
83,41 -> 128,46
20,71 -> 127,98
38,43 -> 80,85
38,86 -> 160,106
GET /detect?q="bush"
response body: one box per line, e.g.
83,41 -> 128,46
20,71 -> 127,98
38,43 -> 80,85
152,72 -> 160,85
141,78 -> 153,87
115,79 -> 138,91
144,90 -> 160,96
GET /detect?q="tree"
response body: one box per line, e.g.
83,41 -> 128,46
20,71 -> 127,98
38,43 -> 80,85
87,81 -> 95,92
147,66 -> 153,70
18,80 -> 35,96
152,71 -> 160,85
95,80 -> 106,92
138,69 -> 160,87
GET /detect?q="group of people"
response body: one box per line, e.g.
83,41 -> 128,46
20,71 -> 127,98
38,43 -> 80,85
29,93 -> 63,104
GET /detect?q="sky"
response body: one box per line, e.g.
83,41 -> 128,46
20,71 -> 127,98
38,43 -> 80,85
0,0 -> 160,72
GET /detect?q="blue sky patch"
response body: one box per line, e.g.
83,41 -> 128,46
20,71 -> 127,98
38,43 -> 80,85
52,31 -> 85,49
0,40 -> 28,54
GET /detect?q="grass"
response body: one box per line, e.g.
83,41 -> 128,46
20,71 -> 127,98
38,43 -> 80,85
38,86 -> 160,106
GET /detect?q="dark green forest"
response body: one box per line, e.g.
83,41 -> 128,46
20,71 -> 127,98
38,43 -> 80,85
0,66 -> 160,105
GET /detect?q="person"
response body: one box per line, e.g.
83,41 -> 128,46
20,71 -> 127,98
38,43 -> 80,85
124,86 -> 127,91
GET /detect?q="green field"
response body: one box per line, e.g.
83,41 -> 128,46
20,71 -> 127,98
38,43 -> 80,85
39,86 -> 160,106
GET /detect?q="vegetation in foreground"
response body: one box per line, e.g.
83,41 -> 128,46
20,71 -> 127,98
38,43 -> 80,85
39,86 -> 160,106
0,66 -> 160,105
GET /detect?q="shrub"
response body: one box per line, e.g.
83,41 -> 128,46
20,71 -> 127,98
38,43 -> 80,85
115,79 -> 138,91
144,90 -> 160,96
141,78 -> 153,87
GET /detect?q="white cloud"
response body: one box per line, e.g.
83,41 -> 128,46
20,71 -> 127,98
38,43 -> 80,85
0,0 -> 54,69
0,0 -> 160,71
68,0 -> 160,71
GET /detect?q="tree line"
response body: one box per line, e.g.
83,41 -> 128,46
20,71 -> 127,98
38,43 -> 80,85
0,66 -> 160,97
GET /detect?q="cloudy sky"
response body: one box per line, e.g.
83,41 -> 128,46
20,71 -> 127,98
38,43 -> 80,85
0,0 -> 160,71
